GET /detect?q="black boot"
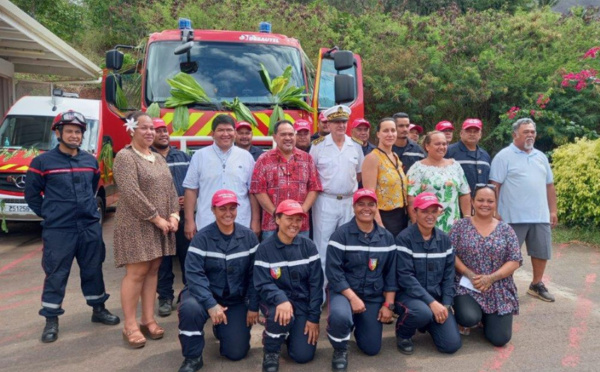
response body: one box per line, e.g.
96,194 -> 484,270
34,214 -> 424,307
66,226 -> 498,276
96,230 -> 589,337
41,317 -> 59,343
178,356 -> 203,372
91,304 -> 120,325
262,352 -> 280,372
332,349 -> 348,371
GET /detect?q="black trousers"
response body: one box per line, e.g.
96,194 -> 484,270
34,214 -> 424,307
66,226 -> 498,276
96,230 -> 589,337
379,207 -> 408,237
454,294 -> 513,347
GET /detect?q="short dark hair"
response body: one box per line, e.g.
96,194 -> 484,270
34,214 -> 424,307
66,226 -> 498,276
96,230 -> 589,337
212,114 -> 236,131
377,117 -> 395,132
392,112 -> 409,120
273,120 -> 294,134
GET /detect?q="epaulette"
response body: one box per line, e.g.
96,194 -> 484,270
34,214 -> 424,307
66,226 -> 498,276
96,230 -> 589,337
351,136 -> 363,145
312,136 -> 326,145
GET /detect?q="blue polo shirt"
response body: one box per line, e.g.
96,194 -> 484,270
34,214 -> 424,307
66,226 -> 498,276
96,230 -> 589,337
446,140 -> 491,193
489,143 -> 553,224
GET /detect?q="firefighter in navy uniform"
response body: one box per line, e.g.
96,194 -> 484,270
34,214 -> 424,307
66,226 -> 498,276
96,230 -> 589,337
326,189 -> 397,371
177,190 -> 259,372
254,200 -> 324,372
24,110 -> 119,343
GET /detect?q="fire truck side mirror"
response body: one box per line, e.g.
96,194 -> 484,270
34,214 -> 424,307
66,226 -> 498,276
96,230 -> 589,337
106,49 -> 124,71
105,74 -> 122,106
334,74 -> 355,104
174,41 -> 194,55
333,50 -> 354,71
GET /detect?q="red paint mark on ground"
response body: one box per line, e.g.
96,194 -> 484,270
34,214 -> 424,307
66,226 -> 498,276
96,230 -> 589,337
0,285 -> 43,299
0,298 -> 37,312
479,344 -> 515,371
0,247 -> 41,274
562,355 -> 580,367
585,273 -> 596,284
0,329 -> 37,346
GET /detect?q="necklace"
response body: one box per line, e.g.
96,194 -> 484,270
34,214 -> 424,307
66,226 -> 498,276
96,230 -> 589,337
131,144 -> 155,163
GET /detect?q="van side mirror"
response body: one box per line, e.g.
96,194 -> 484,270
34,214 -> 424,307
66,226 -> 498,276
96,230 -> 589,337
333,51 -> 354,71
106,50 -> 124,71
104,74 -> 122,106
334,74 -> 355,104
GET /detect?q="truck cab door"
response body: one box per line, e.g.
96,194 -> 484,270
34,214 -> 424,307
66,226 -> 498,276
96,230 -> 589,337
312,48 -> 364,129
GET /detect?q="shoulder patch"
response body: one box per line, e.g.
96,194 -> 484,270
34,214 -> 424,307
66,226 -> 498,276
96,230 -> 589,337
312,136 -> 325,146
351,136 -> 363,145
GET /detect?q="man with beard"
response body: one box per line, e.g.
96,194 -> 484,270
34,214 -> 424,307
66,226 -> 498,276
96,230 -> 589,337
152,118 -> 192,317
391,112 -> 425,173
235,121 -> 264,161
490,118 -> 558,302
294,119 -> 312,153
310,112 -> 329,141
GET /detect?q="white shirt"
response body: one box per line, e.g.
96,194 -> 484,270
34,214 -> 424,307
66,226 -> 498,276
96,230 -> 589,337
309,134 -> 364,195
183,144 -> 255,229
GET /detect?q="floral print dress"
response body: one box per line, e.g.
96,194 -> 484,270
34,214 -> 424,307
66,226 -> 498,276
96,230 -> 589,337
449,218 -> 522,315
407,160 -> 470,232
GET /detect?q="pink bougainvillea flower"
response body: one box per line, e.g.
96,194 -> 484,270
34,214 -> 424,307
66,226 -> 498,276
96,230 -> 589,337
583,46 -> 600,59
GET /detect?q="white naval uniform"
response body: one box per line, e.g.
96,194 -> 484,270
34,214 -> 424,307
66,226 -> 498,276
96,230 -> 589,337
309,134 -> 364,273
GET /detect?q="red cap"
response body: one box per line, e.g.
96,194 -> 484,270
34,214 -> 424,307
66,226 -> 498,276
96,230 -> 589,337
294,119 -> 311,132
408,124 -> 423,134
211,189 -> 239,207
435,121 -> 454,132
275,199 -> 307,218
413,192 -> 443,210
462,118 -> 483,130
351,118 -> 370,129
152,118 -> 167,129
318,112 -> 328,123
353,188 -> 377,205
236,121 -> 252,131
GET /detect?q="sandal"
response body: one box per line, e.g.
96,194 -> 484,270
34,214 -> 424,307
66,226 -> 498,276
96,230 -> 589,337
122,328 -> 146,348
140,320 -> 164,340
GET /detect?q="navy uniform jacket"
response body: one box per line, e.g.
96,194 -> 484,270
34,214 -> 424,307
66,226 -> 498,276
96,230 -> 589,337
248,145 -> 264,162
395,224 -> 455,306
153,146 -> 191,197
25,146 -> 100,230
445,141 -> 491,193
254,235 -> 324,323
185,222 -> 260,311
361,142 -> 376,157
392,139 -> 425,173
326,218 -> 397,303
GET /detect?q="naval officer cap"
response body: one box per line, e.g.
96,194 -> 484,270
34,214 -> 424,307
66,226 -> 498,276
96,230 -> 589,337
323,105 -> 351,122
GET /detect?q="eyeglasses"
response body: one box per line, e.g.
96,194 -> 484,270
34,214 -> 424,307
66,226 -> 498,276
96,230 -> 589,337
475,183 -> 496,190
58,111 -> 86,126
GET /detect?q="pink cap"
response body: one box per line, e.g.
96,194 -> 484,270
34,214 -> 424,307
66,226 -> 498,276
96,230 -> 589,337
236,121 -> 252,131
294,119 -> 311,132
351,118 -> 370,129
353,188 -> 377,205
275,199 -> 307,218
152,118 -> 167,129
413,192 -> 443,210
462,118 -> 483,130
435,121 -> 454,132
211,189 -> 239,207
408,124 -> 423,134
318,112 -> 328,123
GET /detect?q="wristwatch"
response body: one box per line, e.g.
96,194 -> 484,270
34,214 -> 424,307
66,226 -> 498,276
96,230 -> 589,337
383,302 -> 395,311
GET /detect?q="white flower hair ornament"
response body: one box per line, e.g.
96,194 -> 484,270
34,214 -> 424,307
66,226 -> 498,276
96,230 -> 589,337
124,117 -> 138,132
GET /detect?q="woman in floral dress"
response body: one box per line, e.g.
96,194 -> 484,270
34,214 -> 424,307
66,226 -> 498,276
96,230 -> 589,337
449,185 -> 522,347
407,131 -> 470,232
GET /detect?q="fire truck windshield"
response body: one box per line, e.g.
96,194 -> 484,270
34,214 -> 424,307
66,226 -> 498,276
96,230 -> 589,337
145,41 -> 305,106
0,116 -> 100,153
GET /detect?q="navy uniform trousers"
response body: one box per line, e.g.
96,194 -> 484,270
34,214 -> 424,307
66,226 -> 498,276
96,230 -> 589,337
395,293 -> 462,354
178,289 -> 251,361
157,215 -> 190,301
261,301 -> 316,364
40,222 -> 108,317
327,291 -> 383,356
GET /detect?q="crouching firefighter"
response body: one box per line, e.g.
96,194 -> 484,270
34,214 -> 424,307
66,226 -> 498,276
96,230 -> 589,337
24,110 -> 120,343
177,190 -> 260,372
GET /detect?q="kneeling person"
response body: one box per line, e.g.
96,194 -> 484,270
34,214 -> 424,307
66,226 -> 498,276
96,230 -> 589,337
254,200 -> 324,372
177,190 -> 259,372
326,189 -> 397,371
395,193 -> 461,355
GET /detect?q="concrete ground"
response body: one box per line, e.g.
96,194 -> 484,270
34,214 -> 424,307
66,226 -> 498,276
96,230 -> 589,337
1,212 -> 599,372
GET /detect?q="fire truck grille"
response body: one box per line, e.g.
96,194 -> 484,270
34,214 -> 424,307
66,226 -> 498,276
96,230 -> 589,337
0,173 -> 26,193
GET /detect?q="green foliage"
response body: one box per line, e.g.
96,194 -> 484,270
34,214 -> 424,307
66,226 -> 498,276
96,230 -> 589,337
0,199 -> 7,233
222,98 -> 258,127
145,103 -> 161,118
12,0 -> 86,44
99,142 -> 114,183
552,138 -> 600,228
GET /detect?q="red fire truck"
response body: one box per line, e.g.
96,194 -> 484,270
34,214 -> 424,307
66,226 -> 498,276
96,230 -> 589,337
101,19 -> 364,152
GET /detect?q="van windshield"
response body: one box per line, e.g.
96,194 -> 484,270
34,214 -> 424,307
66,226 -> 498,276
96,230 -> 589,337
0,116 -> 100,154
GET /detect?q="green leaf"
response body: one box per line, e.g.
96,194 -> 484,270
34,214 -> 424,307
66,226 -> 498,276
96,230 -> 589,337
146,102 -> 161,118
259,63 -> 273,94
115,81 -> 128,110
173,106 -> 190,132
271,76 -> 288,95
268,105 -> 281,135
281,65 -> 292,82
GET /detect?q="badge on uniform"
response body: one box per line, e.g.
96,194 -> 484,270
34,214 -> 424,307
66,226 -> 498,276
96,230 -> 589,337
368,258 -> 378,271
270,267 -> 281,280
